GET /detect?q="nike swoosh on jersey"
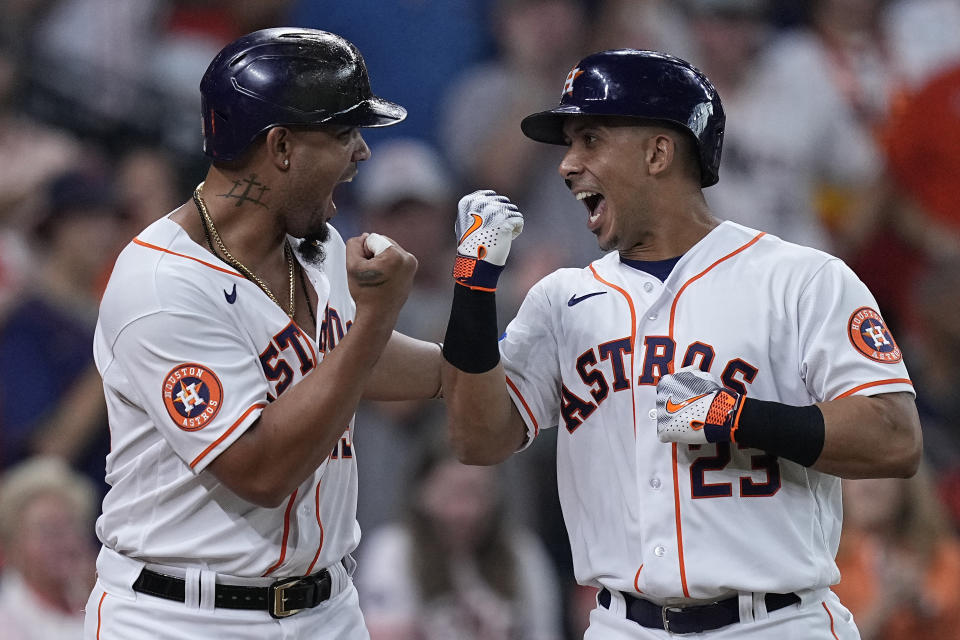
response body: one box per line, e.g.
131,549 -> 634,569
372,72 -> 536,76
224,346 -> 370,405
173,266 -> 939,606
567,291 -> 607,307
224,283 -> 237,304
665,393 -> 711,413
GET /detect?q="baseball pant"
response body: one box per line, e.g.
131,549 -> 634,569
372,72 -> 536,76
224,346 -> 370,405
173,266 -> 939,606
84,548 -> 369,639
584,588 -> 860,639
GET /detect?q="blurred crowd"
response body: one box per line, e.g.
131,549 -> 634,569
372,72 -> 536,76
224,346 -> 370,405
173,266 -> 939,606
0,0 -> 959,639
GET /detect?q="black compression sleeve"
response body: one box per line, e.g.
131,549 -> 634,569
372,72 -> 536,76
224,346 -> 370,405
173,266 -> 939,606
442,284 -> 500,374
733,398 -> 825,467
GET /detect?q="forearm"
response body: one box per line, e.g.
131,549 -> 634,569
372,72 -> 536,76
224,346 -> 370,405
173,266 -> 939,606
812,392 -> 921,478
210,310 -> 396,505
442,360 -> 524,465
660,372 -> 921,479
362,332 -> 442,401
441,190 -> 527,464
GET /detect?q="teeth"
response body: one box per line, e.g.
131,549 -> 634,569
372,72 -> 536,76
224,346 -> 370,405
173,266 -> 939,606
576,191 -> 599,201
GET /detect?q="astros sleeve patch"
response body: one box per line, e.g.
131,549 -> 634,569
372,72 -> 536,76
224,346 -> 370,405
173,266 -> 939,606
847,307 -> 902,363
162,363 -> 224,431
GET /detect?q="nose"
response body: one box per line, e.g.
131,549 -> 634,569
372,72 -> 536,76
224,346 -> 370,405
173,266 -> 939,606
354,134 -> 371,162
558,146 -> 581,181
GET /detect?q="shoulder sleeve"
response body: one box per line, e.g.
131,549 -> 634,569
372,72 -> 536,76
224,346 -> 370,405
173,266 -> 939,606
797,258 -> 914,401
499,277 -> 562,448
111,307 -> 269,472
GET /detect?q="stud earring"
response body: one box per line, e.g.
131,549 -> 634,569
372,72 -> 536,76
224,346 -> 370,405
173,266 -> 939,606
283,159 -> 289,167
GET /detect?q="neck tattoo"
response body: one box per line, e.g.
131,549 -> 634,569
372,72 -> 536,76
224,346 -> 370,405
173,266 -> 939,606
193,182 -> 296,318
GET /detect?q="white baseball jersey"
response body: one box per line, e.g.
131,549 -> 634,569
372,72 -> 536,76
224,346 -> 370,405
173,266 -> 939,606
500,221 -> 913,602
93,215 -> 359,578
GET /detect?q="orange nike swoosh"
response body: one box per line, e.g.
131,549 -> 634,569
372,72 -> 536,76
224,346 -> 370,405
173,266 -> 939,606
666,393 -> 710,413
458,214 -> 483,244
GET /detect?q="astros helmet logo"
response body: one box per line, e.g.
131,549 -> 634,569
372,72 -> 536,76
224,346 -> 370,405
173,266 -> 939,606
848,307 -> 902,363
563,67 -> 584,96
162,363 -> 224,431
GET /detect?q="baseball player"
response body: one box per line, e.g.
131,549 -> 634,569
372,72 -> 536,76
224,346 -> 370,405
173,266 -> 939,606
84,29 -> 442,639
441,50 -> 922,638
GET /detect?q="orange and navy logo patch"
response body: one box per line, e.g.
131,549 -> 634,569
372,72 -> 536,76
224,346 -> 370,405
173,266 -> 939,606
848,307 -> 902,363
563,67 -> 584,96
162,363 -> 223,431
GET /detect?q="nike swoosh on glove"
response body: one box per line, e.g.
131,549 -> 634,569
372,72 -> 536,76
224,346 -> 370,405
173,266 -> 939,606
453,190 -> 523,291
656,366 -> 745,444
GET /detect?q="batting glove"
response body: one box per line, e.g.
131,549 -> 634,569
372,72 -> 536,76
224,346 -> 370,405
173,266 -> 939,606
656,367 -> 745,444
453,190 -> 524,291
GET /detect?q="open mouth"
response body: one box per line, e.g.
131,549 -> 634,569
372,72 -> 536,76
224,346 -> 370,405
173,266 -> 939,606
576,191 -> 606,228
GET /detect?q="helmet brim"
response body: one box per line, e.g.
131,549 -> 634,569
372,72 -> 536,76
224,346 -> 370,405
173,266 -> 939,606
520,105 -> 585,145
328,97 -> 407,128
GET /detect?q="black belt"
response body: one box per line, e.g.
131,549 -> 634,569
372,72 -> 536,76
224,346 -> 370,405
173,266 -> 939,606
598,588 -> 800,634
132,566 -> 333,619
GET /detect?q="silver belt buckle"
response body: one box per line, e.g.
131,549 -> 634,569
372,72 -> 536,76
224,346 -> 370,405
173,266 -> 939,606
662,605 -> 684,633
269,578 -> 304,618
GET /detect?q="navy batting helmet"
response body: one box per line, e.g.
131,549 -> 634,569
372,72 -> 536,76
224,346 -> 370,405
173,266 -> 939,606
200,28 -> 407,161
521,50 -> 725,187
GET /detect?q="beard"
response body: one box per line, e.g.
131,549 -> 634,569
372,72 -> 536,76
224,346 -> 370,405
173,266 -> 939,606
297,224 -> 329,265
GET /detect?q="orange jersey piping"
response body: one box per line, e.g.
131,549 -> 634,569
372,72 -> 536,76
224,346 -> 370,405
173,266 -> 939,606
836,378 -> 913,399
667,232 -> 766,367
263,489 -> 299,576
633,564 -> 644,594
189,402 -> 266,468
305,479 -> 326,575
506,375 -> 539,438
666,231 -> 765,599
821,601 -> 840,639
96,590 -> 106,639
133,237 -> 242,277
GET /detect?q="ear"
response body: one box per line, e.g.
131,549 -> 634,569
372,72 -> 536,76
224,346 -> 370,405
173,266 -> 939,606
646,133 -> 676,179
265,127 -> 292,171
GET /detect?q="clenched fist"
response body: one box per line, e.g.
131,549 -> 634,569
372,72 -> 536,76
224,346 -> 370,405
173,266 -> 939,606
453,190 -> 524,291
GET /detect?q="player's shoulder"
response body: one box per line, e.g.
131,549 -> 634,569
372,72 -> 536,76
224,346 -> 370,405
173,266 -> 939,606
101,217 -> 233,329
720,220 -> 838,271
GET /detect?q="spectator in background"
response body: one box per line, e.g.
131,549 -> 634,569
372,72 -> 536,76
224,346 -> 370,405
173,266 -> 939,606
114,145 -> 182,241
0,45 -> 82,228
25,0 -> 167,146
835,468 -> 960,639
848,60 -> 960,330
357,442 -> 563,640
705,0 -> 960,259
0,456 -> 98,640
439,0 -> 596,306
349,139 -> 457,536
680,0 -> 786,236
588,0 -> 695,59
0,168 -> 124,492
354,138 -> 455,341
903,259 -> 960,531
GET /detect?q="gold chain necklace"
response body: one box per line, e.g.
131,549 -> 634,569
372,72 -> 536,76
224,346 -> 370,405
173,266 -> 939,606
193,182 -> 296,318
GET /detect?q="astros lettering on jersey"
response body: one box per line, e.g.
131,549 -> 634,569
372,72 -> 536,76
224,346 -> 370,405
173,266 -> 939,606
499,221 -> 913,601
94,216 -> 358,578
